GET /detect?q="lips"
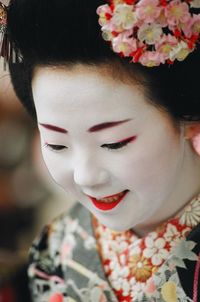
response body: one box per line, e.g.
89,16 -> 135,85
88,190 -> 129,211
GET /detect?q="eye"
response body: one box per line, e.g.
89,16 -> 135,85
44,143 -> 67,152
101,136 -> 136,150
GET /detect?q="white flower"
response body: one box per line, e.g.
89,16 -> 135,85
102,28 -> 113,41
120,254 -> 127,266
169,41 -> 190,61
129,238 -> 142,255
110,273 -> 129,292
138,23 -> 163,45
121,279 -> 131,295
66,218 -> 79,233
179,196 -> 200,227
171,240 -> 198,262
164,223 -> 178,242
190,0 -> 200,8
110,258 -> 120,270
121,266 -> 130,278
84,237 -> 96,250
109,260 -> 131,293
110,262 -> 130,278
130,281 -> 146,300
110,236 -> 129,253
112,31 -> 137,56
97,4 -> 113,26
112,278 -> 123,291
113,4 -> 138,30
143,237 -> 169,266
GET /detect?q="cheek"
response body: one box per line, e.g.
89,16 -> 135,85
114,134 -> 181,188
41,149 -> 71,186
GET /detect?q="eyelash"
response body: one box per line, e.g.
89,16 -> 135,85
44,137 -> 135,152
44,144 -> 66,152
101,137 -> 135,150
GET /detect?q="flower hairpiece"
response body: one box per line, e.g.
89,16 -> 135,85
97,0 -> 200,67
0,1 -> 18,69
0,2 -> 8,64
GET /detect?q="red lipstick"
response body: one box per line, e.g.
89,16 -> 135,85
88,190 -> 129,211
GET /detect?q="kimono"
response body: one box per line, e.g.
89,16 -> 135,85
28,195 -> 200,302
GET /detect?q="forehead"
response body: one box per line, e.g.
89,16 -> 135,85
31,64 -> 163,126
32,64 -> 145,104
32,64 -> 117,100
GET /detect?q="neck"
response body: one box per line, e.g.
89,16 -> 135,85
133,140 -> 200,238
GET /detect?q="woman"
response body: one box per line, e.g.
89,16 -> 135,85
5,0 -> 200,301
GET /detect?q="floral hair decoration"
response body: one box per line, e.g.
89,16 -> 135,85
0,1 -> 17,69
97,0 -> 200,67
0,2 -> 8,62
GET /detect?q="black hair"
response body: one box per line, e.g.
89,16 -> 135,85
7,0 -> 200,121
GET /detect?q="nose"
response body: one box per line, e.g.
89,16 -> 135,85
73,153 -> 109,188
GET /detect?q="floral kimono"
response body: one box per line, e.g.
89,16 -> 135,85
28,194 -> 200,302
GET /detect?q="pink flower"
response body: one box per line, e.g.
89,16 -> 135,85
112,30 -> 137,56
60,243 -> 73,262
96,0 -> 200,66
181,14 -> 200,38
165,0 -> 191,27
169,41 -> 191,61
136,0 -> 162,23
102,26 -> 116,41
97,4 -> 113,27
156,8 -> 168,27
139,50 -> 165,67
138,23 -> 163,45
112,4 -> 138,30
155,34 -> 178,59
145,278 -> 157,295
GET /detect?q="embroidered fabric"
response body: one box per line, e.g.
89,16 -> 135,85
28,195 -> 200,302
93,193 -> 200,301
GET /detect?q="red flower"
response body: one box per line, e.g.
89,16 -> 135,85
124,0 -> 136,4
187,34 -> 199,50
105,13 -> 112,20
130,48 -> 143,63
174,29 -> 181,37
160,0 -> 167,6
49,293 -> 64,302
112,31 -> 119,37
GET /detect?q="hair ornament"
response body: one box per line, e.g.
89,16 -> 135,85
0,1 -> 18,69
0,2 -> 8,67
97,0 -> 200,67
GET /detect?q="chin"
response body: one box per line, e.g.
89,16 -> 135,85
99,219 -> 135,232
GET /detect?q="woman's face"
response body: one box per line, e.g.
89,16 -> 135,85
32,65 -> 184,232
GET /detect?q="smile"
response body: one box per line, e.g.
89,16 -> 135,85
87,190 -> 129,211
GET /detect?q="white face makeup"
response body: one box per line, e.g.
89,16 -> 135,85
32,65 -> 187,233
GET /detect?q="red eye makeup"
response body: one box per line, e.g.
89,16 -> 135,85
101,135 -> 137,150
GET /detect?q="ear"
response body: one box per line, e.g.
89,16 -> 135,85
184,123 -> 200,156
184,123 -> 200,139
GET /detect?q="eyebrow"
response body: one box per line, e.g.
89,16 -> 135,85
39,123 -> 68,133
88,119 -> 132,132
39,119 -> 132,134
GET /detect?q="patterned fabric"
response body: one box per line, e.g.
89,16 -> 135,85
28,194 -> 200,302
93,194 -> 200,301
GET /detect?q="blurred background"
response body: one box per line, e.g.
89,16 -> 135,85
0,57 -> 75,301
